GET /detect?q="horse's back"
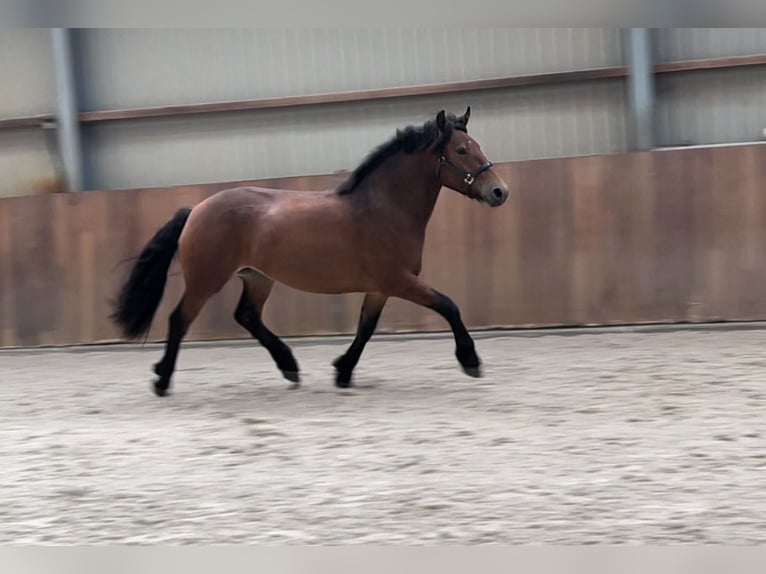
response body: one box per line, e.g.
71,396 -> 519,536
201,185 -> 282,208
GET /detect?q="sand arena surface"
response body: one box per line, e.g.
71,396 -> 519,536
1,327 -> 765,544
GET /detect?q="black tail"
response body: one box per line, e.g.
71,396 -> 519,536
110,207 -> 193,339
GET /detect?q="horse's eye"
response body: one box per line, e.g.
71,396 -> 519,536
456,147 -> 468,156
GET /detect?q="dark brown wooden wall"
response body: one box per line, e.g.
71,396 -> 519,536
3,143 -> 766,348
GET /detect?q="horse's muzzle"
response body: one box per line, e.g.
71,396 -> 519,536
482,185 -> 509,207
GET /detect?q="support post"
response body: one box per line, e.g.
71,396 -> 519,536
50,28 -> 84,191
625,28 -> 656,151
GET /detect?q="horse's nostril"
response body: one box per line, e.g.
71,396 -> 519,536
492,187 -> 504,199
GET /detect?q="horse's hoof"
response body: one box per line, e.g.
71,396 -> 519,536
153,380 -> 170,397
334,373 -> 353,389
282,370 -> 300,383
462,365 -> 483,378
333,356 -> 353,388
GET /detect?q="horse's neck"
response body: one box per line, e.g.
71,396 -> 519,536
362,152 -> 442,228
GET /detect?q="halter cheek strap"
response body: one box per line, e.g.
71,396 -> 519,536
438,155 -> 493,195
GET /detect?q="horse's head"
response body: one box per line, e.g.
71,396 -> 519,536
434,107 -> 509,207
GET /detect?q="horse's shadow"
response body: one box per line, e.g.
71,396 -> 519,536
159,370 -> 392,416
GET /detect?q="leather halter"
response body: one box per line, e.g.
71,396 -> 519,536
437,155 -> 493,196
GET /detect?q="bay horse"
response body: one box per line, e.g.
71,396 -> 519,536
111,107 -> 509,396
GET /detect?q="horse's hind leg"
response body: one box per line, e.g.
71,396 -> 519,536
153,289 -> 209,397
333,293 -> 388,388
234,268 -> 301,388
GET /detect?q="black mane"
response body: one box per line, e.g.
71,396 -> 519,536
336,112 -> 467,195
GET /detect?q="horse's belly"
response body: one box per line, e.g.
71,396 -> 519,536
248,244 -> 372,295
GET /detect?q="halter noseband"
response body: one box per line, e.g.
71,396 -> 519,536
438,155 -> 493,193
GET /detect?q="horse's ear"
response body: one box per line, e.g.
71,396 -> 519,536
461,106 -> 471,126
436,109 -> 447,131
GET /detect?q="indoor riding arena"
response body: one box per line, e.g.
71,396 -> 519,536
3,28 -> 766,545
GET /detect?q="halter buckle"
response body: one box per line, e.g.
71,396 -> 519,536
464,174 -> 475,185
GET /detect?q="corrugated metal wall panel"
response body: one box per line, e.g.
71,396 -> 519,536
85,80 -> 627,190
75,28 -> 626,190
75,28 -> 624,110
656,67 -> 766,147
24,28 -> 766,193
0,29 -> 54,117
0,29 -> 57,197
656,28 -> 766,62
0,131 -> 58,197
654,28 -> 766,147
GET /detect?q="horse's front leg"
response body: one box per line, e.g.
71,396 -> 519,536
388,275 -> 481,377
